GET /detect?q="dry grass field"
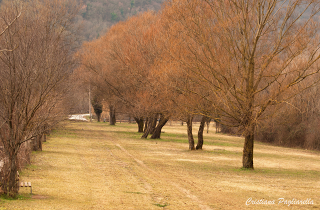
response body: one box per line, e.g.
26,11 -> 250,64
1,121 -> 319,210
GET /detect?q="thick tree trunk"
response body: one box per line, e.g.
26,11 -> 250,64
138,120 -> 144,132
149,115 -> 158,134
243,57 -> 255,169
32,135 -> 42,151
142,118 -> 153,138
196,116 -> 207,150
134,117 -> 144,133
144,117 -> 148,132
150,115 -> 169,139
97,113 -> 101,122
141,114 -> 157,138
186,116 -> 195,150
8,153 -> 18,197
109,105 -> 116,125
242,124 -> 255,169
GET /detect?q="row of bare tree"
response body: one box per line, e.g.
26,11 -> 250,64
0,0 -> 79,197
78,0 -> 320,171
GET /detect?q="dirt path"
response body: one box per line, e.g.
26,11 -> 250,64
113,143 -> 212,210
2,122 -> 320,209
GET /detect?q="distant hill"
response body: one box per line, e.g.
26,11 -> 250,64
76,0 -> 165,41
0,0 -> 165,41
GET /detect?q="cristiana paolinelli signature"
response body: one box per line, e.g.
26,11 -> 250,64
246,197 -> 314,206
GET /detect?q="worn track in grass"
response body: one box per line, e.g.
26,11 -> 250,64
1,121 -> 319,209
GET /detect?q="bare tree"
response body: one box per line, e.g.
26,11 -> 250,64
164,0 -> 320,168
0,0 -> 79,197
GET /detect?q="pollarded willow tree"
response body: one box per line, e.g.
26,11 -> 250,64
163,0 -> 320,168
0,0 -> 79,197
79,11 -> 173,137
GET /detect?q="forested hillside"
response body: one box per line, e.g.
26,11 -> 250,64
76,0 -> 164,40
0,0 -> 165,41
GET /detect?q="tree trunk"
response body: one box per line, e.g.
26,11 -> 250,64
97,113 -> 101,122
134,117 -> 144,133
215,121 -> 220,133
149,115 -> 158,134
206,119 -> 211,133
109,105 -> 116,125
138,120 -> 144,132
196,116 -> 207,150
43,124 -> 48,141
141,114 -> 157,138
26,141 -> 31,164
8,153 -> 18,197
242,124 -> 255,169
150,115 -> 169,139
144,117 -> 149,132
186,116 -> 195,150
242,54 -> 255,169
0,158 -> 8,195
141,118 -> 153,138
32,135 -> 42,151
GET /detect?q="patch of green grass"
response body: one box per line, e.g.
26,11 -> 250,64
204,149 -> 241,156
171,159 -> 235,173
113,128 -> 243,147
91,122 -> 137,129
31,150 -> 43,155
25,164 -> 38,170
253,151 -> 319,162
153,203 -> 169,208
212,141 -> 242,147
159,137 -> 189,144
112,124 -> 138,129
239,167 -> 255,171
124,191 -> 145,194
110,131 -> 142,140
162,133 -> 187,139
50,129 -> 78,138
110,128 -> 244,149
0,193 -> 31,201
231,167 -> 320,179
262,168 -> 320,178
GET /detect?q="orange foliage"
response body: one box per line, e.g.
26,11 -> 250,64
78,0 -> 320,167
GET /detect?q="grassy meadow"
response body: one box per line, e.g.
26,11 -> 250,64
0,121 -> 319,209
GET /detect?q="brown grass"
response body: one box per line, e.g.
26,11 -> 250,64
1,121 -> 319,209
